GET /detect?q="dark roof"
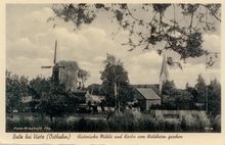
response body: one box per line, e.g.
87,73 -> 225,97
132,84 -> 159,89
136,88 -> 161,100
87,84 -> 104,96
71,90 -> 87,97
132,84 -> 161,97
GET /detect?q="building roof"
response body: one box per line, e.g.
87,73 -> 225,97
85,91 -> 105,105
132,84 -> 161,97
87,84 -> 104,96
136,88 -> 161,100
21,96 -> 32,103
132,84 -> 159,89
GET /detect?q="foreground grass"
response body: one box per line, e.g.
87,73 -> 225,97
6,111 -> 221,132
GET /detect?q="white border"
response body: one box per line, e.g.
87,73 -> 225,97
0,0 -> 224,144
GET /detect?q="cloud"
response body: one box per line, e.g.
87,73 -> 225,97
130,51 -> 162,68
7,37 -> 53,61
125,52 -> 220,89
170,63 -> 220,88
93,56 -> 105,63
7,15 -> 121,82
202,34 -> 221,52
80,27 -> 106,43
184,33 -> 221,67
7,56 -> 52,79
126,51 -> 162,84
6,5 -> 221,89
28,7 -> 54,23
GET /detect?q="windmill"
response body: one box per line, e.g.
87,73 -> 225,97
41,40 -> 65,85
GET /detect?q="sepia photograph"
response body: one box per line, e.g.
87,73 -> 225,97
5,3 -> 221,133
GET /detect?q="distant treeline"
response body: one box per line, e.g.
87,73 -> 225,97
6,70 -> 221,118
159,75 -> 221,117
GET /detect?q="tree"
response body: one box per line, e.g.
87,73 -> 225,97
78,69 -> 90,88
6,70 -> 29,113
207,78 -> 221,116
195,74 -> 207,104
162,80 -> 176,95
186,83 -> 198,104
27,76 -> 52,113
172,89 -> 194,110
100,54 -> 132,107
52,4 -> 221,66
186,76 -> 221,112
28,76 -> 80,123
28,76 -> 51,99
161,80 -> 194,110
38,84 -> 69,123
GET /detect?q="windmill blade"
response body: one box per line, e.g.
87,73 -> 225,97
53,40 -> 57,64
41,66 -> 52,69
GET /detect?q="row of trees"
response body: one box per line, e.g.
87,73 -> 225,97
188,75 -> 221,116
6,70 -> 85,122
6,53 -> 133,118
6,55 -> 130,118
98,54 -> 221,117
6,71 -> 29,113
6,54 -> 221,121
160,75 -> 221,116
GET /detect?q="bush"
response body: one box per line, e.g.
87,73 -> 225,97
6,110 -> 215,132
51,117 -> 74,131
6,114 -> 51,132
212,115 -> 221,132
107,110 -> 133,131
180,111 -> 210,132
76,118 -> 108,132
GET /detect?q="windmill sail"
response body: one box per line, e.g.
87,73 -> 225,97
41,40 -> 58,69
41,66 -> 52,69
53,40 -> 57,64
41,40 -> 80,91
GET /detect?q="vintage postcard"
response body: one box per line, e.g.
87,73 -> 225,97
0,0 -> 224,144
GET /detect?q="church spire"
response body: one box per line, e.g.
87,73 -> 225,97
159,54 -> 169,94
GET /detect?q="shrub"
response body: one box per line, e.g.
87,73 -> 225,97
212,115 -> 221,132
6,110 -> 215,132
76,118 -> 108,132
6,114 -> 51,132
107,110 -> 133,131
180,111 -> 210,132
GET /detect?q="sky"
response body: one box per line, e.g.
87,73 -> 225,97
6,4 -> 221,89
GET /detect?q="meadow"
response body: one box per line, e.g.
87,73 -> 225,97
6,110 -> 221,132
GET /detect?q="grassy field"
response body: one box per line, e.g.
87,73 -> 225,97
6,110 -> 220,132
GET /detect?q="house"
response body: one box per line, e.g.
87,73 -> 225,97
85,91 -> 105,106
21,96 -> 32,103
85,83 -> 161,111
85,84 -> 106,113
132,84 -> 161,95
21,96 -> 33,112
133,84 -> 162,111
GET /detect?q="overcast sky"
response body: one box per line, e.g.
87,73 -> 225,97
6,4 -> 221,89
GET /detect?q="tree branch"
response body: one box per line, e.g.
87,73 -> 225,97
125,5 -> 140,22
199,4 -> 221,22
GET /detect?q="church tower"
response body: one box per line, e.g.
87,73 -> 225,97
159,54 -> 169,94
